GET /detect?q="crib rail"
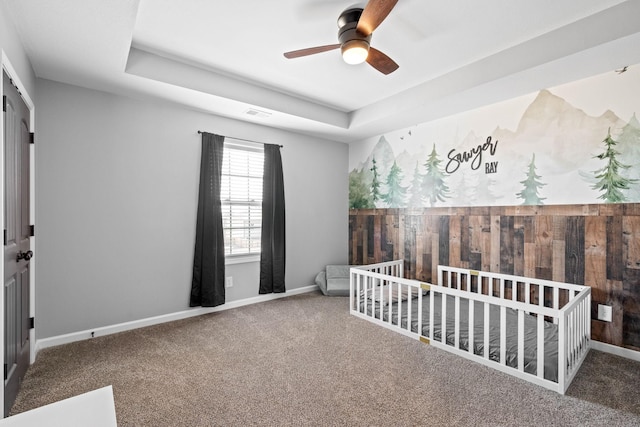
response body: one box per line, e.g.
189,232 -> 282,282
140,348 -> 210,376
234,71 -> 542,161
349,261 -> 591,394
350,260 -> 423,339
436,266 -> 591,393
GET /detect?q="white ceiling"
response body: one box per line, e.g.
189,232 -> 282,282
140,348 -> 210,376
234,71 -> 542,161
4,0 -> 640,143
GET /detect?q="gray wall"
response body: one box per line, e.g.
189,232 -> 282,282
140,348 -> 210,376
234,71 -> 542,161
35,79 -> 348,339
0,2 -> 36,97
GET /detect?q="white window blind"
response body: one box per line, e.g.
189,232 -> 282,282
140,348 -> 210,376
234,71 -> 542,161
221,141 -> 264,256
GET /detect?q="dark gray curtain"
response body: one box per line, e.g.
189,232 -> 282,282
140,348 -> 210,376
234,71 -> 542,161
259,144 -> 286,294
190,132 -> 226,307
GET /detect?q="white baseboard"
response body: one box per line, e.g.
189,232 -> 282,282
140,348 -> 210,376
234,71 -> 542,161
592,340 -> 640,362
35,285 -> 319,355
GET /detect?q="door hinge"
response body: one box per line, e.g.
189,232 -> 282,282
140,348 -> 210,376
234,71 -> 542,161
30,224 -> 35,237
29,317 -> 35,329
2,95 -> 6,112
3,364 -> 7,380
3,229 -> 6,246
30,132 -> 35,144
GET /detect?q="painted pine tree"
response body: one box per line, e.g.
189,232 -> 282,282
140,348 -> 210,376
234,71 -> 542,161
370,157 -> 381,205
408,161 -> 423,207
592,128 -> 637,203
349,169 -> 374,209
516,153 -> 546,205
381,161 -> 407,207
451,172 -> 475,206
421,144 -> 450,207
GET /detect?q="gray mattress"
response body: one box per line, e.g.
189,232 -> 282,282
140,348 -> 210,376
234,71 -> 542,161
358,292 -> 559,382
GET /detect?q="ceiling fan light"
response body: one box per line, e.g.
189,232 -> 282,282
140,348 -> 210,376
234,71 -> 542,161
341,40 -> 369,65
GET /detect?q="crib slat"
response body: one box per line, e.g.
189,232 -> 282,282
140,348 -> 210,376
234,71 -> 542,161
537,314 -> 544,379
518,310 -> 524,371
454,296 -> 460,349
429,289 -> 435,341
484,302 -> 490,359
394,282 -> 400,327
380,278 -> 385,321
500,306 -> 506,364
442,292 -> 447,345
558,314 -> 567,391
361,275 -> 366,314
469,298 -> 475,355
407,284 -> 412,333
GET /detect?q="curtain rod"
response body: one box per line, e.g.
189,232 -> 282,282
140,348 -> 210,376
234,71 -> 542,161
197,131 -> 283,147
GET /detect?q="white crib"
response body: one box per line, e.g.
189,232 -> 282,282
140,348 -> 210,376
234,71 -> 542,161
349,260 -> 591,394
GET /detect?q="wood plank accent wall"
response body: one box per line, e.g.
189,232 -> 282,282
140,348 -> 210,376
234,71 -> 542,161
349,204 -> 640,351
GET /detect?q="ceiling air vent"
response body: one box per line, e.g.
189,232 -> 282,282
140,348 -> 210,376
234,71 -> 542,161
244,108 -> 272,119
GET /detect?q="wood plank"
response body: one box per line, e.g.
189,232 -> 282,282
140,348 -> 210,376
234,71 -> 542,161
513,217 -> 525,276
381,215 -> 390,261
552,240 -> 565,283
623,204 -> 640,216
585,215 -> 607,293
416,224 -> 424,279
607,215 -> 623,281
460,215 -> 470,262
468,215 -> 484,252
609,279 -> 624,346
552,216 -> 567,241
449,216 -> 461,267
552,216 -> 567,282
348,214 -> 355,264
524,216 -> 535,244
622,268 -> 640,348
373,215 -> 382,262
404,215 -> 417,278
469,252 -> 482,271
481,217 -> 491,272
565,216 -> 585,285
500,216 -> 514,274
366,216 -> 374,262
397,215 -> 405,262
524,242 -> 536,278
623,216 -> 640,270
535,216 -> 553,271
439,216 -> 449,267
490,215 -> 501,272
432,232 -> 440,282
421,253 -> 431,282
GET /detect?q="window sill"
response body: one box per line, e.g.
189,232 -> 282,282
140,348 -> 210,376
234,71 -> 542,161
225,254 -> 260,265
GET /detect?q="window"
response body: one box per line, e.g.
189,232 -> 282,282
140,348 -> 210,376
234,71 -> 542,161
221,141 -> 264,257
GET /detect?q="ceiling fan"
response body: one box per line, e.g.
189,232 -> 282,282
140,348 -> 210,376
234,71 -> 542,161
283,0 -> 399,75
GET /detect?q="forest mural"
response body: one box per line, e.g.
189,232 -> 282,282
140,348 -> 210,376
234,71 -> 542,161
348,65 -> 640,351
349,65 -> 640,208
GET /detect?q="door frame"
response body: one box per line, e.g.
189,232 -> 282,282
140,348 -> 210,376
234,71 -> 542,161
1,51 -> 36,416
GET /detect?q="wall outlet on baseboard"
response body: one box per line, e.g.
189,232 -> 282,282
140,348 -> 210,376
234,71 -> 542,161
597,304 -> 612,322
226,277 -> 233,288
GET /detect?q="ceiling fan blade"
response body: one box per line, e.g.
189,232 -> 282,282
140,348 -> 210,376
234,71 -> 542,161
283,44 -> 341,59
357,0 -> 399,36
366,47 -> 399,75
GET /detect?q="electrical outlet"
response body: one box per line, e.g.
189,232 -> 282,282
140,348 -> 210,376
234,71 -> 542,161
597,304 -> 612,322
225,277 -> 233,288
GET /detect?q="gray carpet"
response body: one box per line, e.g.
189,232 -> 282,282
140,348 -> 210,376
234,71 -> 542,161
9,291 -> 640,426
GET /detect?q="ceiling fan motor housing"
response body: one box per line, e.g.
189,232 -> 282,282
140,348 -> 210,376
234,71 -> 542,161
337,8 -> 371,50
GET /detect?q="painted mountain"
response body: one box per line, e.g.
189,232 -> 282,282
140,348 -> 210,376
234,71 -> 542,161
349,87 -> 640,208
